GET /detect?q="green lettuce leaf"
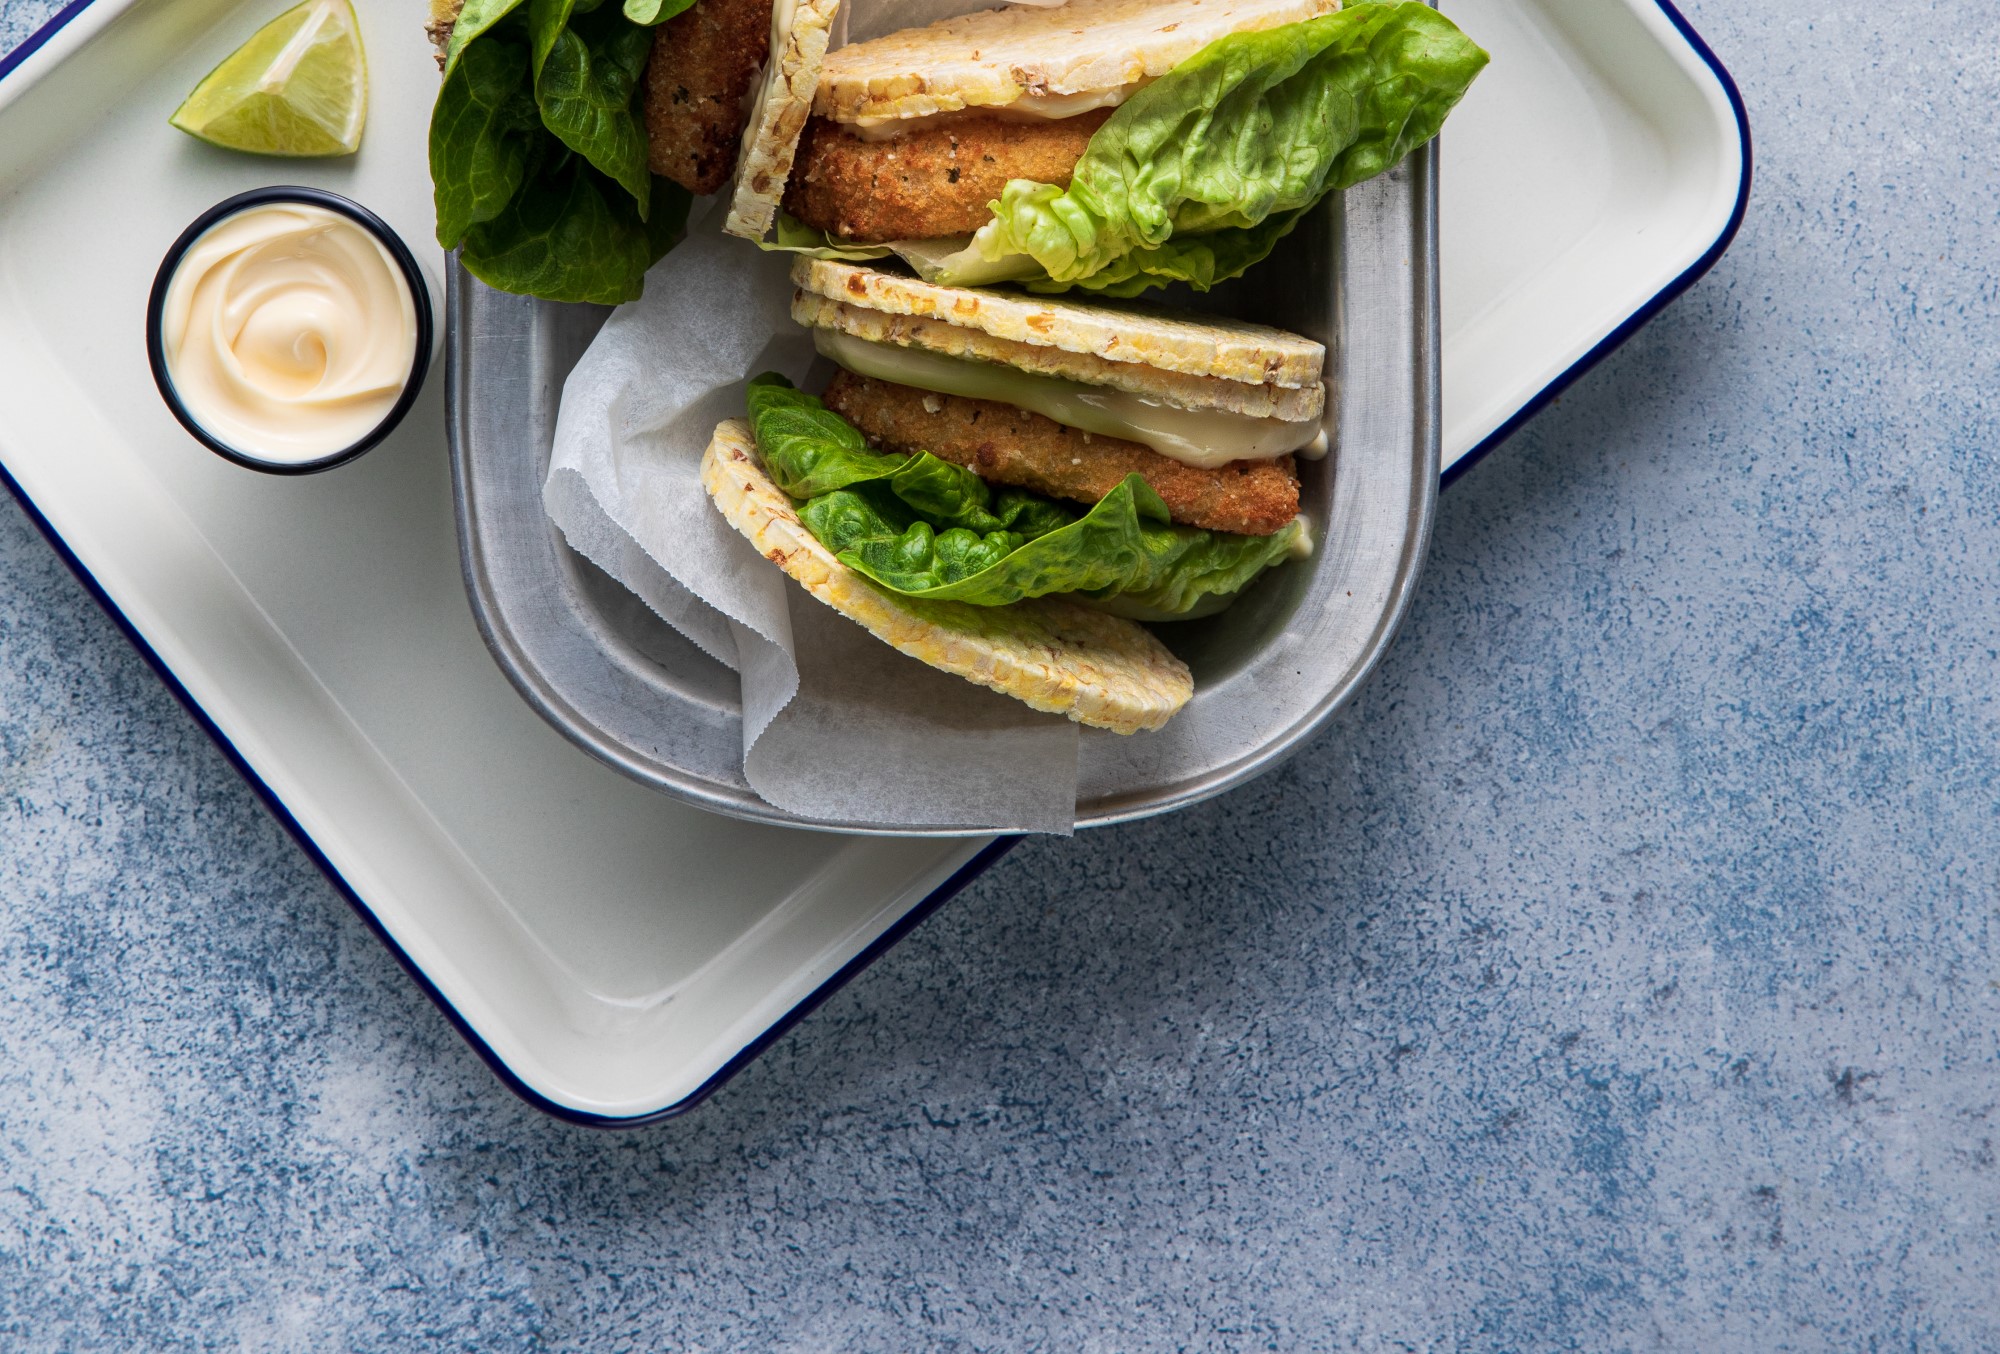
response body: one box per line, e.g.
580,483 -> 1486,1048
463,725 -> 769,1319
756,213 -> 899,260
1081,516 -> 1311,618
1026,206 -> 1310,298
806,477 -> 1302,611
889,235 -> 1044,287
622,0 -> 696,23
526,0 -> 577,74
430,34 -> 545,246
530,2 -> 654,212
747,376 -> 1073,537
884,453 -> 1077,540
746,374 -> 908,494
971,1 -> 1488,292
460,164 -> 689,304
432,0 -> 685,300
757,220 -> 1050,287
745,374 -> 1303,616
442,0 -> 528,71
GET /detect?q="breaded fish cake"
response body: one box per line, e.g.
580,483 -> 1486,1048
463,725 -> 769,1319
644,0 -> 773,195
823,372 -> 1302,537
782,109 -> 1112,243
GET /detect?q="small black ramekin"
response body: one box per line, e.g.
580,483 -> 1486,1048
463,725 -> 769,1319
145,186 -> 435,476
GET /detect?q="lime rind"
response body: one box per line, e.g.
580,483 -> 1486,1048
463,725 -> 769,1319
170,0 -> 368,158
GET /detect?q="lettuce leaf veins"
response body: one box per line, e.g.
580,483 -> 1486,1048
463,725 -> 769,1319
430,0 -> 691,303
745,374 -> 1305,618
968,1 -> 1489,296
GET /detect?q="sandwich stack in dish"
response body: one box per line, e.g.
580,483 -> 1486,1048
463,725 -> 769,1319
427,0 -> 1488,733
783,0 -> 1339,248
699,261 -> 1326,733
429,0 -> 1483,304
792,258 -> 1322,538
744,0 -> 1488,299
703,412 -> 1204,735
694,0 -> 1488,734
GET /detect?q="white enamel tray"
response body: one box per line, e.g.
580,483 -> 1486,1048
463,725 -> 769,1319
0,0 -> 1745,1122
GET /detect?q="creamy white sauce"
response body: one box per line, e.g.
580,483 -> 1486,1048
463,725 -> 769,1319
159,203 -> 416,462
1285,515 -> 1314,559
849,83 -> 1146,137
816,329 -> 1320,468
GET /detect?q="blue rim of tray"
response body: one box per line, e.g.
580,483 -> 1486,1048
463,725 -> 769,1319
1441,2 -> 1753,489
0,0 -> 1751,1126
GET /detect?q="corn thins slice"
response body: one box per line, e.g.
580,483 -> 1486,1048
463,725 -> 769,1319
701,419 -> 1193,734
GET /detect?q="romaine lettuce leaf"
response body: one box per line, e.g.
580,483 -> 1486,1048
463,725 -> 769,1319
757,219 -> 1049,287
1023,206 -> 1309,299
459,161 -> 689,303
432,0 -> 685,301
805,476 -> 1305,612
889,235 -> 1044,288
971,1 -> 1488,293
748,376 -> 1073,537
758,213 -> 898,260
430,34 -> 544,245
531,3 -> 654,213
745,374 -> 1304,617
443,0 -> 528,71
526,0 -> 579,75
621,0 -> 696,24
746,374 -> 908,493
885,452 -> 1078,540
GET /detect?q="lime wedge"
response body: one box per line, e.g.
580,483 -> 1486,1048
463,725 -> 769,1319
170,0 -> 368,157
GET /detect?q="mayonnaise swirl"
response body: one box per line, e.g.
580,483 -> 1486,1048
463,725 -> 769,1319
160,202 -> 417,462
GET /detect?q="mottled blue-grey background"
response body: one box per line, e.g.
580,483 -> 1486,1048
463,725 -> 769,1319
4,0 -> 1998,1348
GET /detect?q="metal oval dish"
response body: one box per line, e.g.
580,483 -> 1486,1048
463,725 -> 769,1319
447,148 -> 1439,834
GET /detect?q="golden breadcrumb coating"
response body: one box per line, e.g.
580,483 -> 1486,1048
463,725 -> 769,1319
822,371 -> 1302,538
643,0 -> 773,195
782,109 -> 1111,243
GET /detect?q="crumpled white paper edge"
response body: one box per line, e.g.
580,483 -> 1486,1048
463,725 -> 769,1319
542,201 -> 1080,835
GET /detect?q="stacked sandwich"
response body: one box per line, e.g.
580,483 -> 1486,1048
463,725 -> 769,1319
760,0 -> 1486,295
429,0 -> 1486,732
696,0 -> 1484,733
703,260 -> 1326,732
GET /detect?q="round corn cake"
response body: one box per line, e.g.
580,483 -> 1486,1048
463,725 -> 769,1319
701,418 -> 1193,733
816,0 -> 1344,125
792,257 -> 1326,395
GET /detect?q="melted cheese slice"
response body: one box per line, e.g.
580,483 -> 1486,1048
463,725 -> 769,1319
850,84 -> 1145,137
815,330 -> 1323,469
